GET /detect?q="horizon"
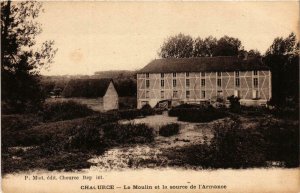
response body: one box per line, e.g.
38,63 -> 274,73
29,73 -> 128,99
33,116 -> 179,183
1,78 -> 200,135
36,1 -> 299,76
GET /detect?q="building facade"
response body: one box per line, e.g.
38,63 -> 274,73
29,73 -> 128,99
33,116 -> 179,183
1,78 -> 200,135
137,57 -> 271,108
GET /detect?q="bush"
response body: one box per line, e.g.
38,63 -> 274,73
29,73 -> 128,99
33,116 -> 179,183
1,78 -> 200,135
42,101 -> 94,122
258,120 -> 299,167
169,106 -> 227,122
65,125 -> 105,153
241,106 -> 267,116
159,124 -> 180,137
227,95 -> 241,113
102,123 -> 154,145
211,120 -> 267,168
1,114 -> 41,132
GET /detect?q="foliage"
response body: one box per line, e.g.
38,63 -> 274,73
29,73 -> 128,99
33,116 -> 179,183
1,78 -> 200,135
158,33 -> 194,58
169,105 -> 227,122
159,34 -> 247,58
165,118 -> 299,169
213,36 -> 243,56
101,123 -> 154,145
210,120 -> 267,168
1,1 -> 57,113
258,119 -> 299,167
263,32 -> 299,106
41,101 -> 95,122
159,123 -> 180,137
227,95 -> 241,113
193,36 -> 217,57
66,125 -> 104,153
1,114 -> 41,132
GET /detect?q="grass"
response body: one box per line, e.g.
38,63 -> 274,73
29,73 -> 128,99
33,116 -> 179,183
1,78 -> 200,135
159,123 -> 180,137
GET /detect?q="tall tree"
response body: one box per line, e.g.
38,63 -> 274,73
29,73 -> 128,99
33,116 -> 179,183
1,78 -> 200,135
264,32 -> 299,106
247,49 -> 261,57
193,36 -> 217,57
1,1 -> 57,113
213,35 -> 243,56
158,33 -> 193,58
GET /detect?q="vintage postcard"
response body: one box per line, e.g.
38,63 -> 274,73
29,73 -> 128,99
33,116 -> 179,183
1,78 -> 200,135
1,1 -> 299,193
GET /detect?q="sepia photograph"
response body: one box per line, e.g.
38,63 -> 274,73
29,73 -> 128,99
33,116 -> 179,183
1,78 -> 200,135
1,1 -> 299,193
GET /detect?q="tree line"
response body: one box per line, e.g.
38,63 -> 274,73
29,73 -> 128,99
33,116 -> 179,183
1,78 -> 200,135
158,33 -> 261,58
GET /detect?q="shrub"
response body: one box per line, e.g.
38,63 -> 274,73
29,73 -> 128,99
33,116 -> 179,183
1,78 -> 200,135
102,123 -> 154,145
65,125 -> 105,153
227,95 -> 241,113
169,106 -> 227,122
42,101 -> 94,122
258,120 -> 299,167
1,114 -> 41,132
241,106 -> 267,116
211,120 -> 267,168
159,124 -> 180,137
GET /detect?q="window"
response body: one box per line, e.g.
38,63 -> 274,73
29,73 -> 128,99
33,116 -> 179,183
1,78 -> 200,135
161,80 -> 164,88
186,72 -> 190,77
186,79 -> 190,87
161,91 -> 164,99
186,90 -> 190,99
173,90 -> 178,98
217,79 -> 222,87
201,79 -> 205,86
146,91 -> 149,98
173,73 -> 177,77
217,90 -> 223,97
146,80 -> 150,88
146,73 -> 149,78
234,90 -> 240,98
235,71 -> 239,77
161,73 -> 164,78
201,91 -> 205,98
173,79 -> 177,87
217,72 -> 221,76
252,90 -> 259,99
235,78 -> 240,87
254,70 -> 258,76
253,78 -> 258,88
201,72 -> 205,77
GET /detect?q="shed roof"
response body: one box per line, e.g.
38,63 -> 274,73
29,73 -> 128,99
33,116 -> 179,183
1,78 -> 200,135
138,56 -> 269,73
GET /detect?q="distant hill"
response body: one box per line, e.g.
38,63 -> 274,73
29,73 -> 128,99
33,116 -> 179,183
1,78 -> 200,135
92,70 -> 136,79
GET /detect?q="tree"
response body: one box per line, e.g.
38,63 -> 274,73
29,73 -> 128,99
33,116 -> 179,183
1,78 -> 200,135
193,36 -> 217,57
264,32 -> 299,106
158,33 -> 193,58
1,1 -> 57,113
247,49 -> 261,57
213,36 -> 243,56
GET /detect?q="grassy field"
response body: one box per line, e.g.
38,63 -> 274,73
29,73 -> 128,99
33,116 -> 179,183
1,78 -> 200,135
46,97 -> 136,111
2,101 -> 299,174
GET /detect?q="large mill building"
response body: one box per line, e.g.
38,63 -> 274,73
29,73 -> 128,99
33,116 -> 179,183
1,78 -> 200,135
137,56 -> 271,108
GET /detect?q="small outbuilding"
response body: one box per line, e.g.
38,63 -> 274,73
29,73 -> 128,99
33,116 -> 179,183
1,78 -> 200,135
103,79 -> 119,111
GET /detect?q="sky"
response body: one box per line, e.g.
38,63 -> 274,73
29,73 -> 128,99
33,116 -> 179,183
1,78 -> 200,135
36,1 -> 299,75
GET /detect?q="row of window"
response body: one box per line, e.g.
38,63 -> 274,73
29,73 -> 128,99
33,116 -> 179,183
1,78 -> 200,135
144,70 -> 258,78
145,90 -> 259,99
145,90 -> 206,99
146,78 -> 259,88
